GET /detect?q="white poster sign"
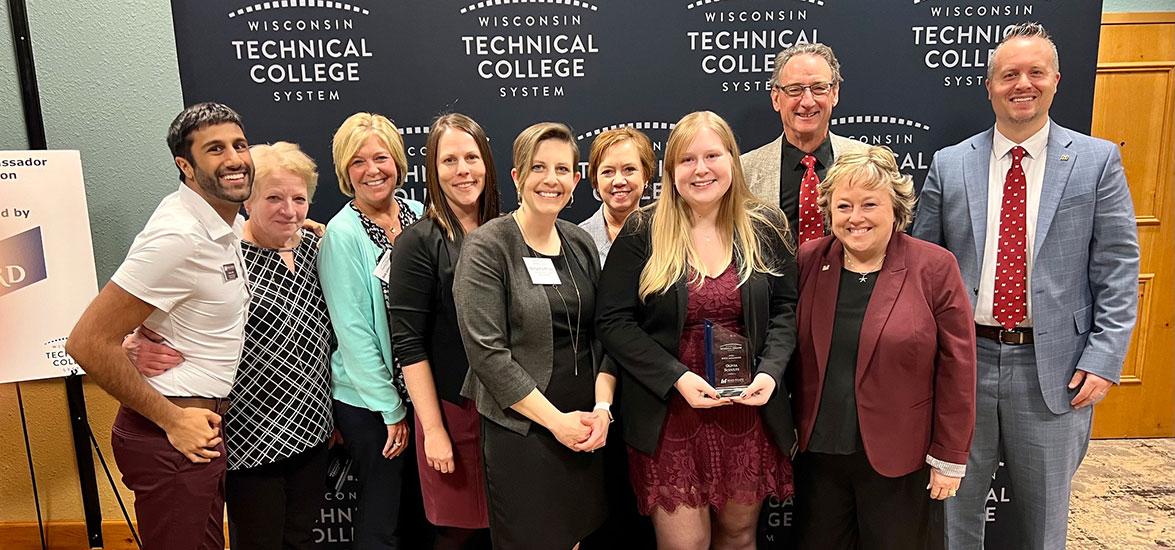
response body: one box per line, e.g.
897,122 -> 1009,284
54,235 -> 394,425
0,150 -> 97,384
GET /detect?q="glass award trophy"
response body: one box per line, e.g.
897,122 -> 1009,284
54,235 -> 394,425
704,320 -> 752,397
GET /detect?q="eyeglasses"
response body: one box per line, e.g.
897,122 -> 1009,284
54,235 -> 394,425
774,82 -> 835,98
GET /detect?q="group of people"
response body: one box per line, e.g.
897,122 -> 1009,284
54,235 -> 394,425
67,21 -> 1139,550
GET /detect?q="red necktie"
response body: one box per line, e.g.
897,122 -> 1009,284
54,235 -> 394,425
798,154 -> 823,244
993,146 -> 1028,330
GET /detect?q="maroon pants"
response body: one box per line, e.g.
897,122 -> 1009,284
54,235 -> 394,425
111,406 -> 227,550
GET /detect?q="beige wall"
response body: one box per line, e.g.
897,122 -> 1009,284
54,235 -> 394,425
0,381 -> 124,522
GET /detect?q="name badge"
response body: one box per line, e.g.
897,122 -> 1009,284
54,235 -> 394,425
523,257 -> 561,285
222,263 -> 239,282
373,250 -> 392,284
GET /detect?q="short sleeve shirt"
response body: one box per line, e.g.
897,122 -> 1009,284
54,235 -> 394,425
110,184 -> 250,398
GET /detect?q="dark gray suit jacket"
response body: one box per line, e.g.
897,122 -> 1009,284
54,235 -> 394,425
454,214 -> 603,435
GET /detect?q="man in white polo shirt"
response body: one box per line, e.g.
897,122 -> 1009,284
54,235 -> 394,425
67,102 -> 253,550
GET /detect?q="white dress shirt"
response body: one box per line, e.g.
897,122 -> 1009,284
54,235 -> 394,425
975,123 -> 1049,327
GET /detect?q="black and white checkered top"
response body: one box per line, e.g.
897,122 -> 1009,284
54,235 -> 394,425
224,230 -> 334,471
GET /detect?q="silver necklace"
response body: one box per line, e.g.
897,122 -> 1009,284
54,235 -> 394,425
551,267 -> 583,376
516,214 -> 583,375
844,252 -> 884,284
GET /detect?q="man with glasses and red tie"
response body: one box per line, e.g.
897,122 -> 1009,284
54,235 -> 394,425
742,43 -> 867,245
912,22 -> 1139,550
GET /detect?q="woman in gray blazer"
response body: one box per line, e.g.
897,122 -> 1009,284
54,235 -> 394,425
454,122 -> 615,550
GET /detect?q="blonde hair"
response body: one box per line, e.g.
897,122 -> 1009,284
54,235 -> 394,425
588,127 -> 656,191
511,122 -> 578,196
331,112 -> 408,197
818,146 -> 916,231
639,111 -> 792,301
249,141 -> 319,202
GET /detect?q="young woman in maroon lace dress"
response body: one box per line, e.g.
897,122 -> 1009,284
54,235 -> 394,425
596,111 -> 798,549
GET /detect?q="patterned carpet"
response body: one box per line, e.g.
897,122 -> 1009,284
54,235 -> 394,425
1069,438 -> 1175,548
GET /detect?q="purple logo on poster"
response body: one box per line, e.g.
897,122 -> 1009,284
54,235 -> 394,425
0,227 -> 48,298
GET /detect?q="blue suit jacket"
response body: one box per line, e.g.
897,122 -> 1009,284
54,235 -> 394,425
911,120 -> 1139,415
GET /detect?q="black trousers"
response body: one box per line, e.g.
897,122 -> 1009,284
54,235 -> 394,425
333,400 -> 410,550
226,443 -> 329,550
793,451 -> 943,550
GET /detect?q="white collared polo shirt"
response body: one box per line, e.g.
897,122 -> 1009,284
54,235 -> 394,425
110,184 -> 250,398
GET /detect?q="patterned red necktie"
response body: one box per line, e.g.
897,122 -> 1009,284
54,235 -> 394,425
993,146 -> 1028,330
798,154 -> 823,244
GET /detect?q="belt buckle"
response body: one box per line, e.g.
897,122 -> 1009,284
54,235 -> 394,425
999,329 -> 1026,345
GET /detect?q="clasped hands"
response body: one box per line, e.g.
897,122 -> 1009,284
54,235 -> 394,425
549,409 -> 610,453
674,371 -> 776,408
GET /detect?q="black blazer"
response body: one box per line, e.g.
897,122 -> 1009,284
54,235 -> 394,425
595,208 -> 798,455
388,218 -> 469,404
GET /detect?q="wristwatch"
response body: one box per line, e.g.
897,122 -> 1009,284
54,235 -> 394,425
593,401 -> 613,423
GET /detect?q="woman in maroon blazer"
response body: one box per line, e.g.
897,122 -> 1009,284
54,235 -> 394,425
792,146 -> 976,549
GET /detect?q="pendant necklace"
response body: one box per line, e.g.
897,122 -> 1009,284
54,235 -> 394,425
517,213 -> 583,375
844,252 -> 884,284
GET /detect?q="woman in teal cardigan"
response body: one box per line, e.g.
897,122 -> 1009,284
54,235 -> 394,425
318,112 -> 424,549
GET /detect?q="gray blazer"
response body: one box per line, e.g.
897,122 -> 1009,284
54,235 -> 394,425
577,206 -> 611,267
911,121 -> 1139,414
741,131 -> 869,205
454,214 -> 603,435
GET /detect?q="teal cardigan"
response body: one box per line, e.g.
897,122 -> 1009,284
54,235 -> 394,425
318,199 -> 423,424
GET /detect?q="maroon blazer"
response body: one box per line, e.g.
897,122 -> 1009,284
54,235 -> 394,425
795,232 -> 976,478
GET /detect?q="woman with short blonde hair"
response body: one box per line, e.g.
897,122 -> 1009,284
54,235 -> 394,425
250,141 -> 320,200
816,145 -> 916,231
331,111 -> 408,197
791,146 -> 975,549
318,111 -> 424,549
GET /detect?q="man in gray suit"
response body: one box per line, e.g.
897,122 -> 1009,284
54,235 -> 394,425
911,22 -> 1139,549
741,42 -> 867,244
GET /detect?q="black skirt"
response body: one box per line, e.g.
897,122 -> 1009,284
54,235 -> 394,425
481,417 -> 606,550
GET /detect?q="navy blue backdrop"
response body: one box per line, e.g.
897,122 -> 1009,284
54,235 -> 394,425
171,1 -> 1103,547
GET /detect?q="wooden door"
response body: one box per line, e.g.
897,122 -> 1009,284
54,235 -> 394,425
1090,12 -> 1175,438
